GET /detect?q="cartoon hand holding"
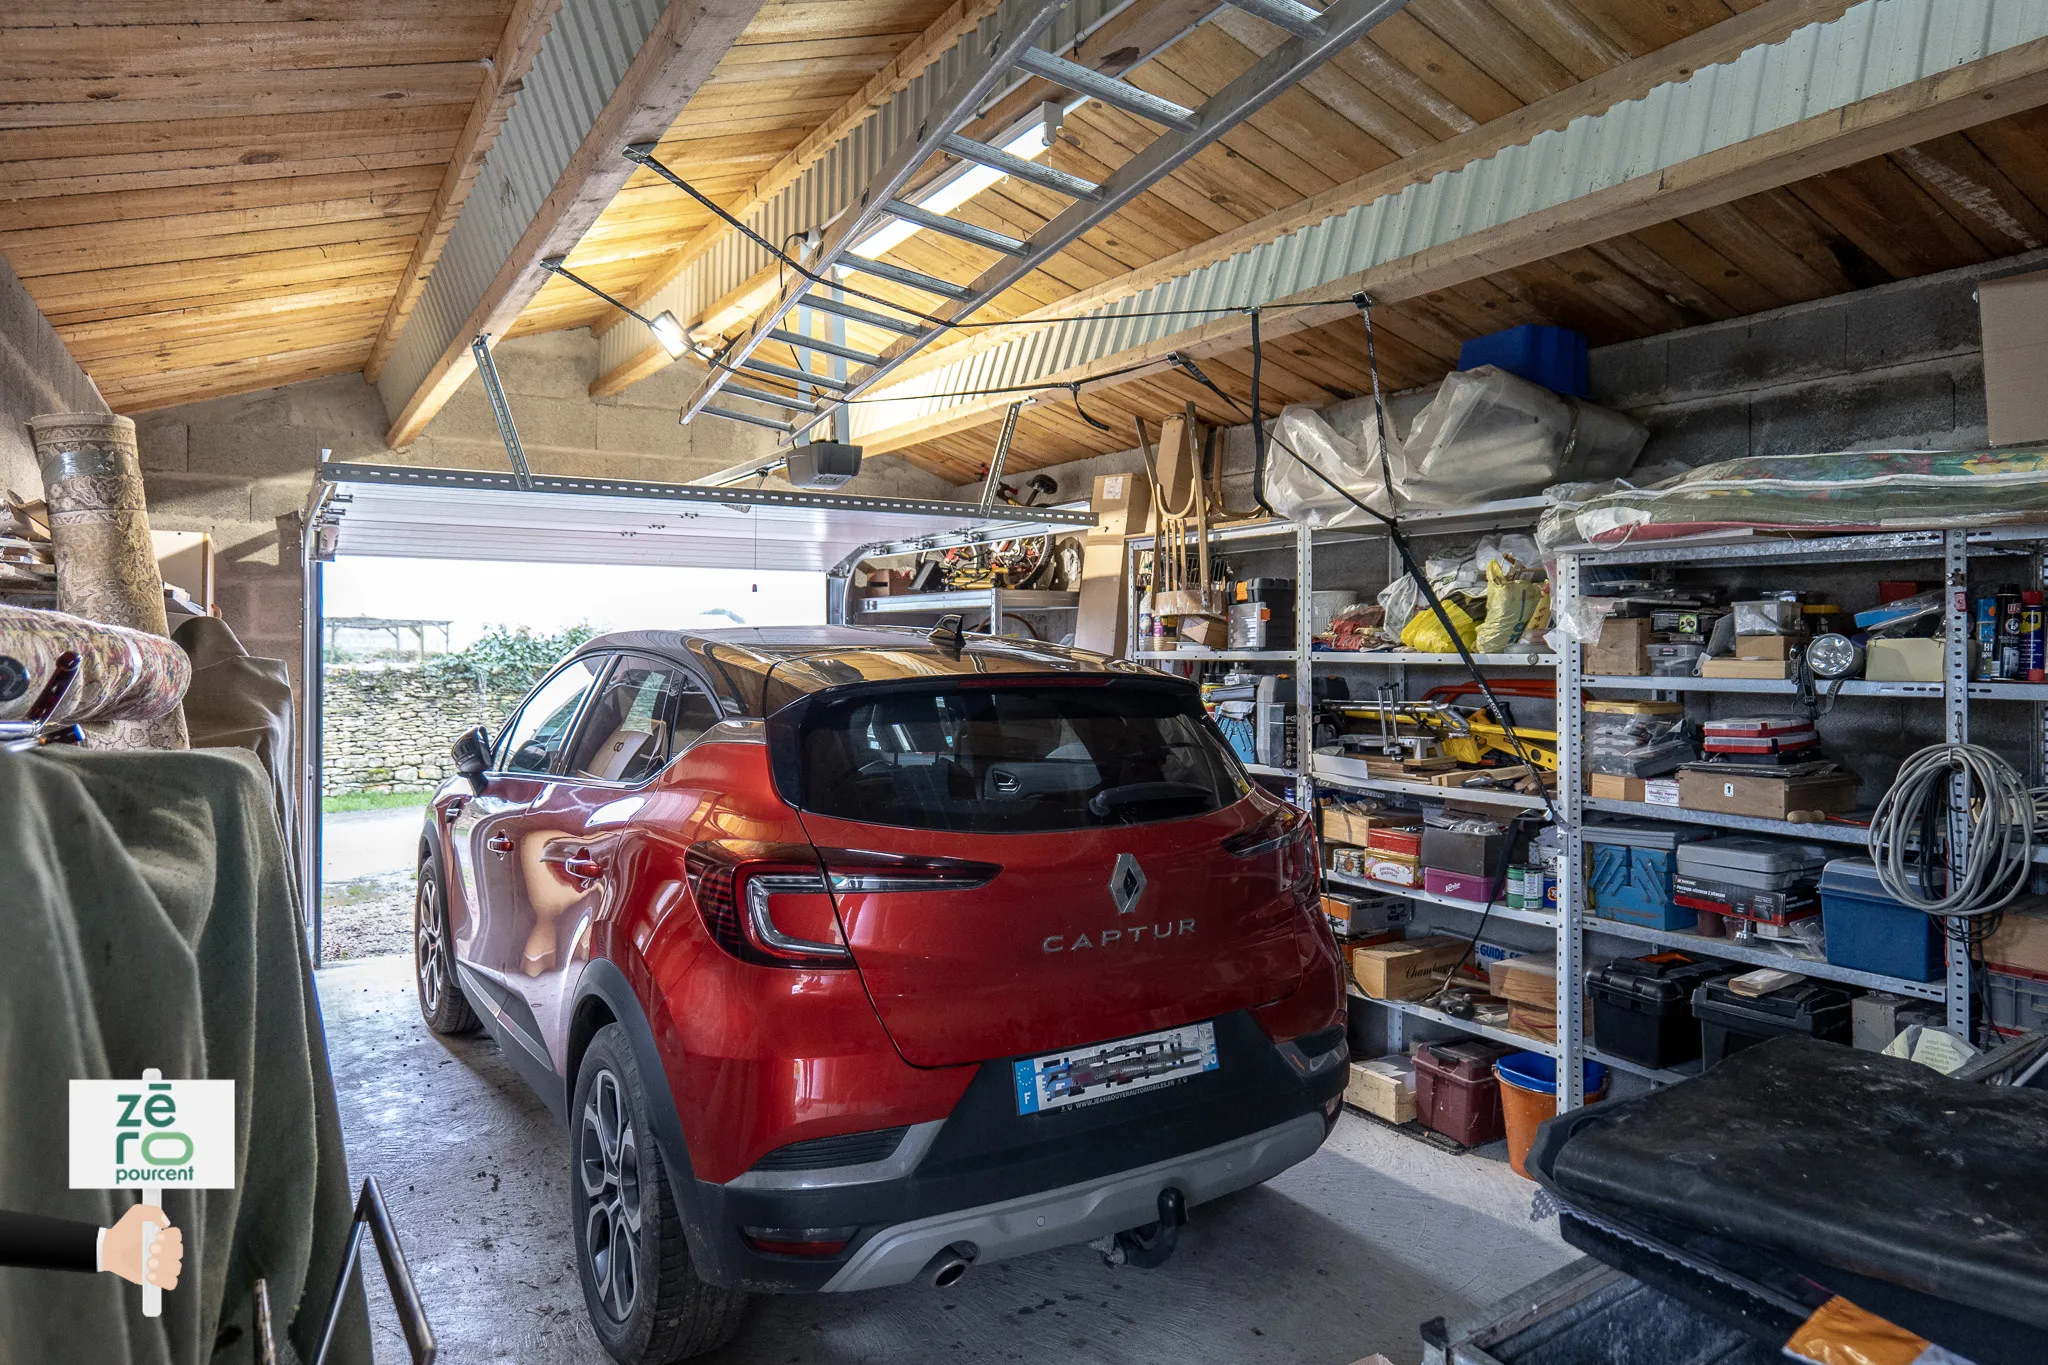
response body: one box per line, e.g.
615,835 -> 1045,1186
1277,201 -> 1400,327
102,1205 -> 182,1290
0,1205 -> 181,1290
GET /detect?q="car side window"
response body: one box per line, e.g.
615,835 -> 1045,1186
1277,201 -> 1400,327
498,656 -> 608,775
565,655 -> 716,784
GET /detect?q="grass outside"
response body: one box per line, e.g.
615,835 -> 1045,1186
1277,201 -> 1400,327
323,790 -> 433,814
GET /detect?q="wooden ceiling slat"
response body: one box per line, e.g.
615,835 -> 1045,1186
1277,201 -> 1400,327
0,188 -> 438,266
0,104 -> 469,163
3,1 -> 512,26
67,295 -> 396,365
1,144 -> 457,200
103,340 -> 381,414
3,19 -> 503,78
1404,0 -> 1577,107
1499,0 -> 1638,76
0,65 -> 486,129
1566,0 -> 1737,52
45,260 -> 412,328
24,238 -> 417,310
1784,161 -> 1989,283
1891,134 -> 2048,255
1581,233 -> 1736,325
1205,9 -> 1434,158
1620,217 -> 1784,315
0,165 -> 441,232
4,212 -> 427,277
83,310 -> 390,372
1677,193 -> 1853,299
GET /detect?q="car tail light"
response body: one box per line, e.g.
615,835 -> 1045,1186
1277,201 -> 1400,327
816,848 -> 1001,894
1222,805 -> 1319,904
684,841 -> 850,969
742,1226 -> 857,1257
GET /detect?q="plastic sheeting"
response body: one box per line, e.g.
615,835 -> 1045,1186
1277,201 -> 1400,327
1262,370 -> 1645,524
1539,447 -> 2048,554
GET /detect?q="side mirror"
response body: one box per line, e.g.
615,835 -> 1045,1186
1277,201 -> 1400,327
452,725 -> 491,794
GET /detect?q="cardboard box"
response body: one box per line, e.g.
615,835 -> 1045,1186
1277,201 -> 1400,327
1352,935 -> 1470,1000
1702,657 -> 1796,679
1678,768 -> 1859,820
1508,1001 -> 1558,1043
1589,772 -> 1647,803
1075,533 -> 1130,656
1177,614 -> 1227,648
1088,472 -> 1152,538
1981,266 -> 2048,446
152,530 -> 214,612
1586,616 -> 1652,676
1321,807 -> 1422,847
1322,893 -> 1408,939
1345,1057 -> 1417,1125
1868,638 -> 1943,682
1735,634 -> 1797,661
1986,908 -> 2048,977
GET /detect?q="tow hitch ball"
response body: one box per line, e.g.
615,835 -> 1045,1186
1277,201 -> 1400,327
1100,1187 -> 1187,1269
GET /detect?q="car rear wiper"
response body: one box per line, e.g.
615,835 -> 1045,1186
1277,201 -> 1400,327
1087,782 -> 1211,821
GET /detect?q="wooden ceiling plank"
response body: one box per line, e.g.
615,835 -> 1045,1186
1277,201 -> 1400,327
384,0 -> 771,448
103,340 -> 380,415
1582,230 -> 1740,324
24,237 -> 416,308
1363,10 -> 1522,125
3,18 -> 504,79
361,0 -> 561,383
4,1 -> 511,27
1,188 -> 438,260
1205,9 -> 1434,156
1784,162 -> 1986,283
0,64 -> 488,129
0,145 -> 456,201
5,213 -> 429,279
0,104 -> 469,164
81,311 -> 392,371
1619,217 -> 1782,313
1678,193 -> 1851,298
0,164 -> 442,232
1891,133 -> 2048,255
1498,0 -> 1639,75
1408,0 -> 1580,102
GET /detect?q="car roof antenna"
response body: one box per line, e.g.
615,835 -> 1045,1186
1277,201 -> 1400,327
929,613 -> 968,658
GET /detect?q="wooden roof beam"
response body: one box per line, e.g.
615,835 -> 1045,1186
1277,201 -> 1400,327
382,0 -> 766,449
853,25 -> 2048,456
362,0 -> 562,384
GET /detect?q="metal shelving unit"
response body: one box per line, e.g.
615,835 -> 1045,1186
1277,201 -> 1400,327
1120,503 -> 2035,1121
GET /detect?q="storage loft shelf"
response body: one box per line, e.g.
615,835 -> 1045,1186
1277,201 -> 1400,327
1314,764 -> 1555,812
1579,916 -> 1947,1001
1135,649 -> 1296,661
1346,988 -> 1560,1058
1127,518 -> 1294,551
1583,675 -> 1943,698
1320,653 -> 1559,667
861,590 -> 1078,614
1125,497 -> 1548,552
1326,869 -> 1559,928
1580,795 -> 1870,845
1582,1045 -> 1699,1087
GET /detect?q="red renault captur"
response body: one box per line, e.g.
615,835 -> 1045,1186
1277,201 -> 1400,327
415,626 -> 1349,1363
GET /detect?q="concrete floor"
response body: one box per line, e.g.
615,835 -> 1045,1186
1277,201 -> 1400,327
320,955 -> 1574,1365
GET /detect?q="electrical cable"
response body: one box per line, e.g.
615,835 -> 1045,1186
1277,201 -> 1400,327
1248,308 -> 1274,515
1867,742 -> 2039,940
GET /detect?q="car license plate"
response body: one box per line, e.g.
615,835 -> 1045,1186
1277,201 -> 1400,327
1013,1022 -> 1219,1115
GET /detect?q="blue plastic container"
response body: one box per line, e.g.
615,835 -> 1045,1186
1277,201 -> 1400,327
1818,858 -> 1940,982
1494,1052 -> 1608,1098
1586,825 -> 1699,930
1458,324 -> 1590,397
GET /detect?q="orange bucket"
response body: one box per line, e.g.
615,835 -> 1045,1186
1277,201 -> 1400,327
1494,1053 -> 1607,1180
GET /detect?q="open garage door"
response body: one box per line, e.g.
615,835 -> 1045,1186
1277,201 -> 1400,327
296,460 -> 1093,961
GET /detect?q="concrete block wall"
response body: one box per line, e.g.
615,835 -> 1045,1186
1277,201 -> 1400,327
1,252 -> 107,497
130,329 -> 957,679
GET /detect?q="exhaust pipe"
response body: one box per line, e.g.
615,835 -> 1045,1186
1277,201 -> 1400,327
920,1243 -> 976,1289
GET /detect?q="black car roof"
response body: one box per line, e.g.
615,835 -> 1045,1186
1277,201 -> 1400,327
578,625 -> 1157,716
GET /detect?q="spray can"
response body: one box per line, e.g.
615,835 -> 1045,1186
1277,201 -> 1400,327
2025,591 -> 2045,682
1999,586 -> 2024,680
1976,597 -> 1999,678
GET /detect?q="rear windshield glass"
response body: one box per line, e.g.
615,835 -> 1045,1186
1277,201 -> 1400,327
794,682 -> 1247,833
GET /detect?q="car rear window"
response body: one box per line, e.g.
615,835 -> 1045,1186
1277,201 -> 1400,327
791,681 -> 1248,833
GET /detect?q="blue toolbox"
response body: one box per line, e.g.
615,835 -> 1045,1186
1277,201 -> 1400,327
1818,858 -> 1940,983
1585,823 -> 1708,930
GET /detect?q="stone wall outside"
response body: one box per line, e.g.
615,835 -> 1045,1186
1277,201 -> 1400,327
325,665 -> 525,794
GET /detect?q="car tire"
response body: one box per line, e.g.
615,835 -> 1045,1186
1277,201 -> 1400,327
415,844 -> 479,1035
573,1024 -> 747,1363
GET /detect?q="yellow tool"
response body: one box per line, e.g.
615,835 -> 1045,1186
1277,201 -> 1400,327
1330,701 -> 1559,773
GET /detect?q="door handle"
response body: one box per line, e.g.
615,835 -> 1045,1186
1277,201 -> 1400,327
486,832 -> 515,855
561,854 -> 605,883
444,796 -> 470,820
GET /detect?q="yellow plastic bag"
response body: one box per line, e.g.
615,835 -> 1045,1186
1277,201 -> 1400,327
1476,561 -> 1535,653
1400,593 -> 1480,653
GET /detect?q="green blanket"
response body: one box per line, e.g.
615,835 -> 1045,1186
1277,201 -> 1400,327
0,747 -> 369,1364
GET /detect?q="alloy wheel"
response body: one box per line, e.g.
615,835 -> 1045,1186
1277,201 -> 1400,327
416,876 -> 446,1014
579,1068 -> 643,1323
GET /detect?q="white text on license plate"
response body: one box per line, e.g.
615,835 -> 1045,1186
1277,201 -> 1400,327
1013,1023 -> 1218,1115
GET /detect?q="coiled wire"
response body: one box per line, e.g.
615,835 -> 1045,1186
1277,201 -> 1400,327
1867,743 -> 2038,941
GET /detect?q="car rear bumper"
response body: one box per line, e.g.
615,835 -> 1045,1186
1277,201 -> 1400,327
819,1110 -> 1327,1291
678,1010 -> 1346,1292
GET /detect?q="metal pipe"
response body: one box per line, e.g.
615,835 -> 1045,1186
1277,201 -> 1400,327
979,403 -> 1024,513
470,334 -> 533,490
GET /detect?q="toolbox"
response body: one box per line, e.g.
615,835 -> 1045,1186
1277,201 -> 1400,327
1672,838 -> 1828,925
1585,823 -> 1706,930
1677,766 -> 1860,820
1691,979 -> 1855,1067
1589,953 -> 1734,1068
1818,858 -> 1940,983
1413,1039 -> 1516,1146
1366,826 -> 1423,858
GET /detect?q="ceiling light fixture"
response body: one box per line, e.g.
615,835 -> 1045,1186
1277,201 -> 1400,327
848,101 -> 1069,263
540,257 -> 695,360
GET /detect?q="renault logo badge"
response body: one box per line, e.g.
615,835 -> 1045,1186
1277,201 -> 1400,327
1109,853 -> 1146,914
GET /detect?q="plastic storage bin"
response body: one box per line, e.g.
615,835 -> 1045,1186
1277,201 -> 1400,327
1691,979 -> 1854,1068
1819,858 -> 1940,983
1423,867 -> 1502,903
1989,969 -> 2048,1037
1586,823 -> 1704,930
1457,324 -> 1589,398
1494,1053 -> 1608,1179
1413,1039 -> 1515,1146
1588,953 -> 1733,1068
